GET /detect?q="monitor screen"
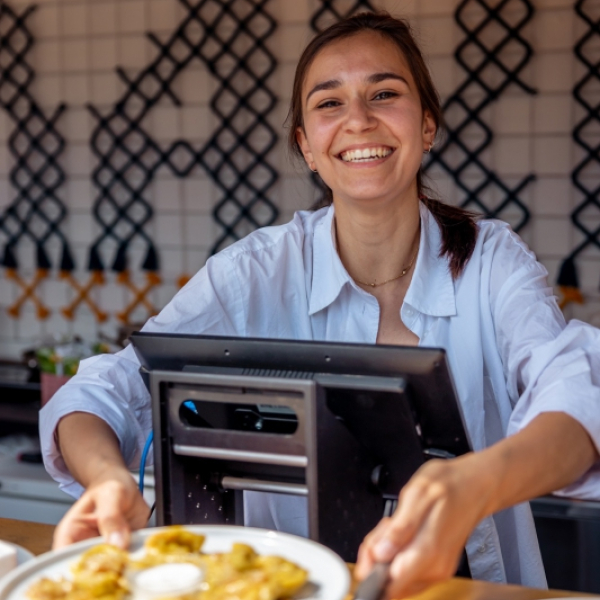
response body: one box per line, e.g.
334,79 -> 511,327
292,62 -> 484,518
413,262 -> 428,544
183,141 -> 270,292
130,332 -> 471,459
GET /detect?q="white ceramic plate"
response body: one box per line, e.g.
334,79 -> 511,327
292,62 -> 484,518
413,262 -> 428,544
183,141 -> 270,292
0,525 -> 350,600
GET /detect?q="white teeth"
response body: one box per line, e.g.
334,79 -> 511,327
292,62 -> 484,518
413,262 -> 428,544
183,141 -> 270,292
340,147 -> 392,162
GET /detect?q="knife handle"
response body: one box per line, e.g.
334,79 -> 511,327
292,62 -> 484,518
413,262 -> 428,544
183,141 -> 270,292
353,562 -> 391,600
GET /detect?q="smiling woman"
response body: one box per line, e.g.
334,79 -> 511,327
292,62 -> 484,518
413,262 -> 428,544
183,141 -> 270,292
39,10 -> 600,600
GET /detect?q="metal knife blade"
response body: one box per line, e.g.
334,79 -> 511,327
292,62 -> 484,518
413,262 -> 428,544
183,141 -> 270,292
352,562 -> 391,600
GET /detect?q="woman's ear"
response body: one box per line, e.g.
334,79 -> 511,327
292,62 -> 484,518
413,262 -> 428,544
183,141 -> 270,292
296,127 -> 315,170
422,110 -> 436,150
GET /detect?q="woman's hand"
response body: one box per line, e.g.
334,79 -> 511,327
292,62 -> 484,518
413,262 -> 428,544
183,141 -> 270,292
53,467 -> 150,550
355,413 -> 598,599
355,456 -> 493,599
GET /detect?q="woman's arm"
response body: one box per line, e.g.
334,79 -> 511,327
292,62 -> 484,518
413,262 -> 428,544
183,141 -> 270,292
52,412 -> 150,549
356,411 -> 598,599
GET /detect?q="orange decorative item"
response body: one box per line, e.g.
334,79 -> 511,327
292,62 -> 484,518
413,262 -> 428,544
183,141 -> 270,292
5,268 -> 51,319
558,285 -> 585,311
60,270 -> 108,322
177,274 -> 191,288
116,271 -> 162,324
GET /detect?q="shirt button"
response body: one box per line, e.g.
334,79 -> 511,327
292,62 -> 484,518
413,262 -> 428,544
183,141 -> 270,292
478,544 -> 487,553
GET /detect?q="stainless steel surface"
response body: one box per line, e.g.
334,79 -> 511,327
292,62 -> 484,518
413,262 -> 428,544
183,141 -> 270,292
352,562 -> 390,600
220,476 -> 308,496
173,444 -> 308,467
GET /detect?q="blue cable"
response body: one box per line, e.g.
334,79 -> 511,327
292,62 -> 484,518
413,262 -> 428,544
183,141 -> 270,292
139,430 -> 154,493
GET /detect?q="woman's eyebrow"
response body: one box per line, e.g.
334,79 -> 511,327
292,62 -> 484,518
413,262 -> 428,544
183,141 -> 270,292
367,72 -> 409,85
305,79 -> 341,104
305,72 -> 409,104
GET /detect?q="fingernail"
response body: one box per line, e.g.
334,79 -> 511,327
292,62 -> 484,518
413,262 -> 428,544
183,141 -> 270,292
107,531 -> 125,548
374,538 -> 397,562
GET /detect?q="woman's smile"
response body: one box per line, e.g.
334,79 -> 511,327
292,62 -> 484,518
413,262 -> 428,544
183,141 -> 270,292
339,145 -> 395,164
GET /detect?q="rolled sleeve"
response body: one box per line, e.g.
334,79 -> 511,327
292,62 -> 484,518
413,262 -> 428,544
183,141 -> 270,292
506,320 -> 600,498
39,344 -> 152,498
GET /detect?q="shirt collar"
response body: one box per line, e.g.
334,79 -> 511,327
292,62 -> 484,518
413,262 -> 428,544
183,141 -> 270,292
404,202 -> 457,317
309,205 -> 350,316
309,202 -> 457,318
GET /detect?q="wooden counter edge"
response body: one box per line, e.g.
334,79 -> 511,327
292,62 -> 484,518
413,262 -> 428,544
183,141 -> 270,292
0,518 -> 593,600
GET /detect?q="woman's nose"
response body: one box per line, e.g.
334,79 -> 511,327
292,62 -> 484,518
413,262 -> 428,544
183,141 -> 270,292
344,98 -> 376,132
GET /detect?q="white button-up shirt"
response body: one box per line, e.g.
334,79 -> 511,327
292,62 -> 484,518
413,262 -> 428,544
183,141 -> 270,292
40,203 -> 600,588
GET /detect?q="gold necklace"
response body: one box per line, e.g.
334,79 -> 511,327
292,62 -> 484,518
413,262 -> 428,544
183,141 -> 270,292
354,246 -> 419,288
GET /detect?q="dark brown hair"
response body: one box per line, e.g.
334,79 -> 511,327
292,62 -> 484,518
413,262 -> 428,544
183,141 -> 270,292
286,11 -> 477,279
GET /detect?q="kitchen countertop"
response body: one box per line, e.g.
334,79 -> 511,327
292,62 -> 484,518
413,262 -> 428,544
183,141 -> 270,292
0,518 -> 589,600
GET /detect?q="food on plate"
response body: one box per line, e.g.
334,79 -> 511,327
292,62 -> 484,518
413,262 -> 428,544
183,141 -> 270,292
26,527 -> 308,600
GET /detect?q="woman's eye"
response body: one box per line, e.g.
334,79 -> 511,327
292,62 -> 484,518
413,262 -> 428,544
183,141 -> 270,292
317,100 -> 341,109
374,91 -> 398,100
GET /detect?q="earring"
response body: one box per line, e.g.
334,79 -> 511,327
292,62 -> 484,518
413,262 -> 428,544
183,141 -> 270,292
424,142 -> 433,154
310,164 -> 318,173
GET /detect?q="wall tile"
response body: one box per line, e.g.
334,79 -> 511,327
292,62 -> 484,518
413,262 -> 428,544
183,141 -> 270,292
535,9 -> 573,51
182,178 -> 214,213
181,106 -> 210,141
91,72 -> 120,106
34,40 -> 61,73
69,212 -> 94,244
533,217 -> 573,257
118,1 -> 146,35
148,0 -> 179,33
33,75 -> 62,108
90,38 -> 118,71
64,108 -> 92,143
184,214 -> 216,248
42,277 -> 67,310
533,94 -> 573,134
494,95 -> 531,136
533,177 -> 573,217
494,137 -> 531,175
66,178 -> 94,210
533,135 -> 573,176
534,53 -> 574,93
179,69 -> 211,105
376,0 -> 417,17
63,39 -> 89,72
90,2 -> 117,36
577,257 -> 600,292
66,143 -> 92,176
151,106 -> 180,141
417,16 -> 457,56
119,35 -> 149,70
155,213 -> 183,246
153,178 -> 182,212
30,4 -> 60,39
60,2 -> 87,37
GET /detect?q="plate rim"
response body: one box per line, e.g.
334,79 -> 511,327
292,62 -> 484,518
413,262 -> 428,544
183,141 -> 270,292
0,525 -> 351,600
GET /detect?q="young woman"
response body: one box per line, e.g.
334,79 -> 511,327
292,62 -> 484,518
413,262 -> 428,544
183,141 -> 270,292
40,12 -> 600,599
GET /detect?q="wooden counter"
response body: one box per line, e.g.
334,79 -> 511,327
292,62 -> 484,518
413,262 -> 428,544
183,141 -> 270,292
0,518 -> 587,600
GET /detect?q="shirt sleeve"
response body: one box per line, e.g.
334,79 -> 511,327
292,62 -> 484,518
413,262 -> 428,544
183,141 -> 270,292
39,254 -> 246,498
486,225 -> 600,499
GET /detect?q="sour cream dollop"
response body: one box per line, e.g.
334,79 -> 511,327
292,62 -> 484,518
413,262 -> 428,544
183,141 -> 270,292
132,563 -> 204,598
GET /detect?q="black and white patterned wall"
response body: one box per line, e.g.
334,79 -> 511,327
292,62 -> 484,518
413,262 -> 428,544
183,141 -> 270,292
0,0 -> 598,357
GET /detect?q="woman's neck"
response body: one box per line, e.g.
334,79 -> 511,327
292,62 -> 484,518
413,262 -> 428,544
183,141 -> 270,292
333,193 -> 421,287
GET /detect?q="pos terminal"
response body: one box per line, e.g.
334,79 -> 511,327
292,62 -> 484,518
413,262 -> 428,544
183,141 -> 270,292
130,332 -> 471,563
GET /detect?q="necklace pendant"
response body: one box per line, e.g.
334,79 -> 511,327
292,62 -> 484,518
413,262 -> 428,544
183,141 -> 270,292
370,283 -> 376,287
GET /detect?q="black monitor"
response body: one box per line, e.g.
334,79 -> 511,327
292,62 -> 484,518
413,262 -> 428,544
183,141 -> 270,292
130,332 -> 471,561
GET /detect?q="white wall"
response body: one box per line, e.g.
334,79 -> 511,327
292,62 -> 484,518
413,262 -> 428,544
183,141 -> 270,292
0,0 -> 598,359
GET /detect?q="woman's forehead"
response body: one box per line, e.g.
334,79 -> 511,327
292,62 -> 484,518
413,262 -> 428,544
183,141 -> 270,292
302,31 -> 414,100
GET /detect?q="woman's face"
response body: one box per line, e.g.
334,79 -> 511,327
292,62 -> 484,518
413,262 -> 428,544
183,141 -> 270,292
296,30 -> 436,208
